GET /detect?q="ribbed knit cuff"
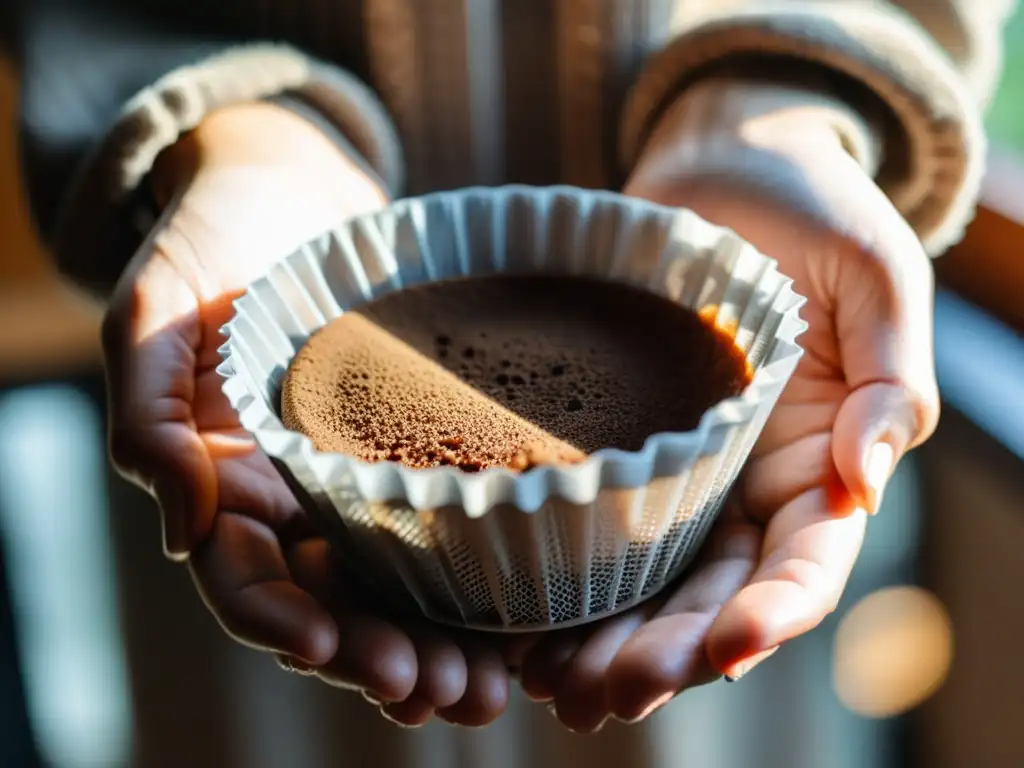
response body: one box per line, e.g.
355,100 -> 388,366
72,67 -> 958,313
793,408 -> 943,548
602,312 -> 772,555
620,3 -> 986,255
55,44 -> 404,296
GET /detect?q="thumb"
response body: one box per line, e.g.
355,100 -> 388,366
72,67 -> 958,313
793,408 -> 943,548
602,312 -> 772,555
103,201 -> 218,560
828,163 -> 940,515
832,382 -> 922,515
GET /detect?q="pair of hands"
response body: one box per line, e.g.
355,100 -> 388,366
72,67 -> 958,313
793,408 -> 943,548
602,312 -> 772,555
101,79 -> 938,732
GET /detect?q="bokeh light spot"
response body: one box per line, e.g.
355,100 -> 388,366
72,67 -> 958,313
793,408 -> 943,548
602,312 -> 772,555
833,586 -> 953,718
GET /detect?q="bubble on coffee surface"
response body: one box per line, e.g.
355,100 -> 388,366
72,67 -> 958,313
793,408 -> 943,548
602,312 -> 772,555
281,275 -> 751,472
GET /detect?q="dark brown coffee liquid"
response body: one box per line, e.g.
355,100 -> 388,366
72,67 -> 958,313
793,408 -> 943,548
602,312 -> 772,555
281,275 -> 751,471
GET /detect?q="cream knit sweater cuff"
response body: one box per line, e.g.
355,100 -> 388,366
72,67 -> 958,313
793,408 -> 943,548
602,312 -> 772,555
620,2 -> 986,256
54,44 -> 403,296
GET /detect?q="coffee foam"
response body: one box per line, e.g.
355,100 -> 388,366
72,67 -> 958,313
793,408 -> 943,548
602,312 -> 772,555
281,313 -> 586,471
281,275 -> 750,472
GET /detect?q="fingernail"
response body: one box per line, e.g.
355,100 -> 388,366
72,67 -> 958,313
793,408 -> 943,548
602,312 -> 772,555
362,689 -> 383,706
620,691 -> 674,723
390,721 -> 426,730
277,655 -> 315,676
155,481 -> 189,560
379,707 -> 426,730
723,646 -> 780,682
864,442 -> 895,515
546,702 -> 558,719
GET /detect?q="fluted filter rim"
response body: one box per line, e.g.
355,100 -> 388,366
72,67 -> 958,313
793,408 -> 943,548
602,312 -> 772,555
216,186 -> 806,630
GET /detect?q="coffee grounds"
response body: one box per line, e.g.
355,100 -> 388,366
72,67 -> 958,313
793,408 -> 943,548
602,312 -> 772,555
281,275 -> 751,471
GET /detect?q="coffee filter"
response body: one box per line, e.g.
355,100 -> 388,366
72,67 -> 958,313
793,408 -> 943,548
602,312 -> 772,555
218,186 -> 806,631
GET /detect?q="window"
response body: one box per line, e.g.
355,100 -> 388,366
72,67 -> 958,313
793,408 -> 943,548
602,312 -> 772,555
987,10 -> 1024,149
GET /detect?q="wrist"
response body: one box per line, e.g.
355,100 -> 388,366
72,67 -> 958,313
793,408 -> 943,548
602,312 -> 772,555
630,77 -> 882,190
151,101 -> 387,209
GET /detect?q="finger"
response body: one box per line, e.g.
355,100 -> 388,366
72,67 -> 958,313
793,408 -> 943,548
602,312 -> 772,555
275,654 -> 316,676
519,630 -> 584,702
405,625 -> 468,709
380,695 -> 435,729
742,433 -> 833,521
194,366 -> 249,429
706,485 -> 866,678
288,543 -> 423,704
314,614 -> 418,703
832,382 -> 917,515
122,420 -> 216,561
607,517 -> 761,722
752,397 -> 841,459
209,439 -> 307,532
436,641 -> 509,727
500,633 -> 543,673
103,231 -> 215,559
829,159 -> 940,511
550,609 -> 648,733
189,511 -> 338,665
284,537 -> 335,600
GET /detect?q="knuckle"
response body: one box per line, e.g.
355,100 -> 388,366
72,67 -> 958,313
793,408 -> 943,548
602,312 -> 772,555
771,558 -> 842,621
841,219 -> 932,295
218,614 -> 255,649
107,426 -> 139,476
107,426 -> 156,491
100,279 -> 148,361
907,384 -> 941,447
99,301 -> 128,360
821,589 -> 842,618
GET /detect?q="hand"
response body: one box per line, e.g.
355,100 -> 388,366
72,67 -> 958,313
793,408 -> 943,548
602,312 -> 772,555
102,103 -> 513,727
518,78 -> 940,731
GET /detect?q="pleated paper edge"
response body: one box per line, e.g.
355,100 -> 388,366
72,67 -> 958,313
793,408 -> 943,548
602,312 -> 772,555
217,186 -> 807,517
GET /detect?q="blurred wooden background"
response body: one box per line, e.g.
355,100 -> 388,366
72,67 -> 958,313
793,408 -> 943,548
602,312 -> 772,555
0,56 -> 101,379
0,46 -> 1020,768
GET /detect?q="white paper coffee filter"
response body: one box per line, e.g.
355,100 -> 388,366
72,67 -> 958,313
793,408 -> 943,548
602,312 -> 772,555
218,186 -> 806,631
